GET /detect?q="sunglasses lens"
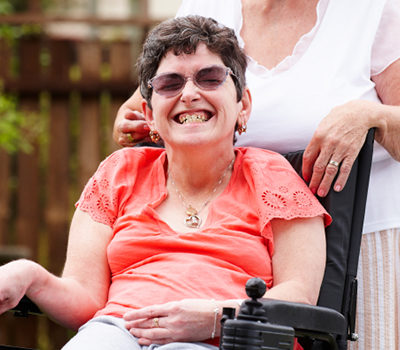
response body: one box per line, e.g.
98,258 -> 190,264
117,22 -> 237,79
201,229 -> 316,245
152,73 -> 185,97
195,66 -> 228,89
150,66 -> 229,97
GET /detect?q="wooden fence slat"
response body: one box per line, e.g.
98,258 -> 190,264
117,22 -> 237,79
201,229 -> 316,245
0,313 -> 12,345
109,41 -> 133,81
11,36 -> 43,350
78,98 -> 101,189
46,40 -> 73,275
6,315 -> 39,348
45,98 -> 70,274
77,41 -> 102,81
14,146 -> 40,346
45,97 -> 71,349
15,99 -> 40,261
0,39 -> 12,80
77,41 -> 102,189
19,38 -> 42,81
27,0 -> 41,13
0,151 -> 11,246
15,145 -> 40,257
48,39 -> 72,83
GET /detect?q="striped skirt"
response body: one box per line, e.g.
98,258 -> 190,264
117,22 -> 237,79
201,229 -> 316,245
348,228 -> 400,350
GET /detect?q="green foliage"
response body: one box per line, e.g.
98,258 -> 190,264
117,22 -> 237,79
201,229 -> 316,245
0,92 -> 43,154
0,0 -> 42,43
0,0 -> 47,153
0,23 -> 41,43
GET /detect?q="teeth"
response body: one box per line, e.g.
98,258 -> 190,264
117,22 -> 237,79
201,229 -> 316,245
178,114 -> 208,124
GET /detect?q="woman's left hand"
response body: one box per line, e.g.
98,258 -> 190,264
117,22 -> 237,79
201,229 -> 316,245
302,100 -> 376,197
123,299 -> 219,345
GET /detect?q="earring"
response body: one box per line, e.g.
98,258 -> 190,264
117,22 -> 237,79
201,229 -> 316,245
149,130 -> 161,143
237,122 -> 247,135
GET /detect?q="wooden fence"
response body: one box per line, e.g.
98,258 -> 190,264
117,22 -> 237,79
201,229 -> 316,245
0,31 -> 145,348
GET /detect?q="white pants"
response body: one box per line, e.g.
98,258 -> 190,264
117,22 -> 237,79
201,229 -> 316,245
62,315 -> 218,350
349,228 -> 400,350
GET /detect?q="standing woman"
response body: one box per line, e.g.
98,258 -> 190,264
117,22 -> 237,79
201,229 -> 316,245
113,1 -> 400,349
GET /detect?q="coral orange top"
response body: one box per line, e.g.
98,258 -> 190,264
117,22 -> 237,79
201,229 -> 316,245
76,146 -> 330,321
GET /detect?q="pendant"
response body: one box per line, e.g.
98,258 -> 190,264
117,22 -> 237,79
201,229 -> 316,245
185,214 -> 202,228
185,206 -> 201,228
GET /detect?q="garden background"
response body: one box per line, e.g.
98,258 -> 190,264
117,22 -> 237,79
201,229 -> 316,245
0,0 -> 179,348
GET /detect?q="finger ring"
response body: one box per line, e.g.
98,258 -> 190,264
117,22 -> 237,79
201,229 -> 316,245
328,160 -> 340,167
126,133 -> 135,143
152,317 -> 159,328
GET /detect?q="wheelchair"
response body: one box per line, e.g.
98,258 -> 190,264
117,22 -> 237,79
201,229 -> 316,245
1,129 -> 375,350
220,129 -> 375,350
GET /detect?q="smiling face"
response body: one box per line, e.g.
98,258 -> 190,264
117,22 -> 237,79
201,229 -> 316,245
143,44 -> 251,151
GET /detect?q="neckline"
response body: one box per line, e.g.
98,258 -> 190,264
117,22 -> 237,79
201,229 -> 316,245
238,0 -> 329,75
149,149 -> 241,234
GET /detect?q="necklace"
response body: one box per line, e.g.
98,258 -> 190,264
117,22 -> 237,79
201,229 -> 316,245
169,158 -> 235,229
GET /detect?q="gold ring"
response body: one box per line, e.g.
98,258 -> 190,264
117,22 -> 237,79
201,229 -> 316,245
152,317 -> 159,328
126,133 -> 135,143
328,160 -> 340,167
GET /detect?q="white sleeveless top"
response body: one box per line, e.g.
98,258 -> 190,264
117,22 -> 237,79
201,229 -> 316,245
177,0 -> 400,233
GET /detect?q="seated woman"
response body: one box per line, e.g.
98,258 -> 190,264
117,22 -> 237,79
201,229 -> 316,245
0,16 -> 330,349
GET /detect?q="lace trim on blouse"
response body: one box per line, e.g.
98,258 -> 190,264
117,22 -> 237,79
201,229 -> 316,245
76,151 -> 123,227
243,152 -> 330,230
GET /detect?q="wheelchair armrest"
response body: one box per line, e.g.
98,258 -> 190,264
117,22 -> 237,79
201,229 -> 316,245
258,299 -> 346,335
11,296 -> 42,317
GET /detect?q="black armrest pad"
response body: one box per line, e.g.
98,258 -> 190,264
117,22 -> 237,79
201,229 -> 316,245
11,296 -> 42,317
258,299 -> 346,335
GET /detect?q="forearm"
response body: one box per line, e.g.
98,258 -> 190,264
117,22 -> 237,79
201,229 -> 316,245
373,103 -> 400,161
372,58 -> 400,161
263,280 -> 320,305
26,260 -> 105,330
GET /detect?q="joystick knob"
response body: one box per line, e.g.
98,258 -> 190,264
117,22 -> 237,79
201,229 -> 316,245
245,278 -> 267,300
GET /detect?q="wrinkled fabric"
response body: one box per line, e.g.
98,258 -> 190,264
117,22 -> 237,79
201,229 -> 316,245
76,147 -> 329,320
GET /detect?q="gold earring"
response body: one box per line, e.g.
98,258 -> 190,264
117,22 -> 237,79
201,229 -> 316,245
237,122 -> 247,135
149,130 -> 160,143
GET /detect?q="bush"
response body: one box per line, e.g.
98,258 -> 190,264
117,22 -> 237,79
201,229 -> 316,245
0,93 -> 39,153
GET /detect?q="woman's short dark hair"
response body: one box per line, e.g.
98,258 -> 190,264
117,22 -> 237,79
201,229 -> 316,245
137,15 -> 247,108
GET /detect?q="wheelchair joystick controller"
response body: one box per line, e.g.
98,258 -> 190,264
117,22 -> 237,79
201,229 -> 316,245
219,277 -> 295,350
245,277 -> 267,299
236,278 -> 268,322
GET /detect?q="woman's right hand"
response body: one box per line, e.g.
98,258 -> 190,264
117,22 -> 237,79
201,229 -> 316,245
114,109 -> 150,147
113,89 -> 150,147
0,259 -> 36,315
